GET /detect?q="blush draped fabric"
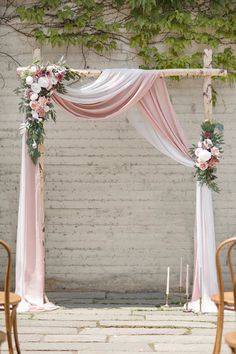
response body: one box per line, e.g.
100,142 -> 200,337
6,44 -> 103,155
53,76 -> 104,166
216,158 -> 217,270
16,68 -> 218,312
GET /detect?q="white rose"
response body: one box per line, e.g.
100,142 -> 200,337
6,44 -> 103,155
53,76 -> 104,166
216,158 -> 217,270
198,149 -> 211,162
32,111 -> 39,119
32,141 -> 37,149
38,76 -> 49,88
198,141 -> 202,148
30,93 -> 38,101
30,65 -> 37,73
26,76 -> 34,85
195,148 -> 202,157
31,83 -> 41,93
44,105 -> 50,112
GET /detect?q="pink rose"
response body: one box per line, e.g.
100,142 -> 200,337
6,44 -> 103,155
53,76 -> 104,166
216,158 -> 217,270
56,72 -> 64,81
35,69 -> 43,77
30,101 -> 39,110
37,107 -> 46,118
38,97 -> 48,106
196,161 -> 208,171
208,157 -> 219,168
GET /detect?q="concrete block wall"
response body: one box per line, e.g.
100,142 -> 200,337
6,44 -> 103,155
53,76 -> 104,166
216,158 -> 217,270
0,26 -> 235,293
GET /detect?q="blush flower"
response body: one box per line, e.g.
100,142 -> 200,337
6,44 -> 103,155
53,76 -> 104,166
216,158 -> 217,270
196,161 -> 208,171
37,107 -> 46,118
211,146 -> 220,157
208,157 -> 219,168
30,101 -> 39,110
30,93 -> 38,101
56,72 -> 64,81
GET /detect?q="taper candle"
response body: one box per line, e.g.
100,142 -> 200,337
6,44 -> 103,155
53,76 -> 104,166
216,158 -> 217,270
200,267 -> 202,298
186,264 -> 189,296
166,267 -> 170,295
179,257 -> 183,288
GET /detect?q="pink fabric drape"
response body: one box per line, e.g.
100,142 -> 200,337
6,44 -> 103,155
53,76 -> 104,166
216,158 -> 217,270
53,76 -> 188,159
16,134 -> 45,310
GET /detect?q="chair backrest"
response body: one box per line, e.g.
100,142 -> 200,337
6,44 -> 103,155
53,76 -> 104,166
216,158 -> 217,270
0,240 -> 11,309
216,236 -> 236,309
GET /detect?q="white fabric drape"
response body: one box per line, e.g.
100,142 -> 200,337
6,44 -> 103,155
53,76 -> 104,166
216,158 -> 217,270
129,112 -> 218,312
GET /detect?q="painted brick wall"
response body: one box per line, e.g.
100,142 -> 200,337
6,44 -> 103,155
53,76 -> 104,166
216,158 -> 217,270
0,26 -> 235,293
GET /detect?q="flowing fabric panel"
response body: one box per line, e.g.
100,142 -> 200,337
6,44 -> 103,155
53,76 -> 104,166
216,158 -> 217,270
16,68 -> 218,312
53,69 -> 158,119
190,183 -> 218,312
16,134 -> 57,312
128,112 -> 193,168
128,112 -> 218,312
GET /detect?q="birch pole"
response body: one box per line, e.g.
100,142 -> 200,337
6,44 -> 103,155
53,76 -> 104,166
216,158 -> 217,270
32,48 -> 47,302
203,49 -> 213,121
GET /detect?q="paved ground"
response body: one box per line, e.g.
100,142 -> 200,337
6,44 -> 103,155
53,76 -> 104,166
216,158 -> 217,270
1,292 -> 236,353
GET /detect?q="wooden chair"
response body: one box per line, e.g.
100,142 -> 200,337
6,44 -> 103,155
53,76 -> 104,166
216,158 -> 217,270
225,332 -> 236,353
211,236 -> 236,354
0,330 -> 6,352
0,240 -> 21,353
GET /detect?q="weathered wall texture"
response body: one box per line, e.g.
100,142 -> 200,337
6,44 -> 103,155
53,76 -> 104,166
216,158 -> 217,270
0,26 -> 235,293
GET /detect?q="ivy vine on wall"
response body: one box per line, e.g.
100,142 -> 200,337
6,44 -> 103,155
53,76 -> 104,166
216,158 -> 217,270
3,0 -> 235,84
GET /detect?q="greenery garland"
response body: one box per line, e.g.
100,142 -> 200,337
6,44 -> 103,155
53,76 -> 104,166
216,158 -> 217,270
189,120 -> 224,193
15,59 -> 80,163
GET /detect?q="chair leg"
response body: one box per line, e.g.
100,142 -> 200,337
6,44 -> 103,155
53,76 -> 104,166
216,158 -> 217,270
5,305 -> 13,354
12,305 -> 21,354
213,304 -> 224,354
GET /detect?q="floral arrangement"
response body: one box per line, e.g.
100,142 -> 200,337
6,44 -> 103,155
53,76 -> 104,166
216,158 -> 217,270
15,59 -> 80,163
189,120 -> 224,193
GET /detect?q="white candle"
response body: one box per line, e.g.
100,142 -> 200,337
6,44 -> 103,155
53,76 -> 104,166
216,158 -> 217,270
200,267 -> 202,298
186,264 -> 189,296
166,267 -> 170,295
179,257 -> 183,288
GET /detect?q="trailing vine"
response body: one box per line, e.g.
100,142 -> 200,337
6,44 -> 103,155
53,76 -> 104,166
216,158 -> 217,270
6,0 -> 234,84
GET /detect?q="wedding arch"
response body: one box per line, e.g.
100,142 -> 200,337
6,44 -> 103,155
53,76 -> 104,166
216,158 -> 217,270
15,48 -> 226,312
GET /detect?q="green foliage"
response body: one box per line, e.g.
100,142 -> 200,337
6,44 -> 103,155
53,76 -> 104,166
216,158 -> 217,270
189,120 -> 224,193
15,59 -> 80,164
27,121 -> 45,164
14,0 -> 236,83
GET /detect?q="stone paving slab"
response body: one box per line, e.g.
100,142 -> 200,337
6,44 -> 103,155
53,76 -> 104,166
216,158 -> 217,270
80,327 -> 187,335
0,293 -> 235,353
99,320 -> 216,328
153,343 -> 230,353
32,313 -> 145,321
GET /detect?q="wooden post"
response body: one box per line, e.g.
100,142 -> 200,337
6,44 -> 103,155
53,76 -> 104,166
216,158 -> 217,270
32,48 -> 47,302
203,49 -> 213,121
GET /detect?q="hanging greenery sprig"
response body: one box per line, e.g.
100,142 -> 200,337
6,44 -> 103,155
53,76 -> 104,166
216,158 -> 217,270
189,120 -> 224,193
15,59 -> 80,164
